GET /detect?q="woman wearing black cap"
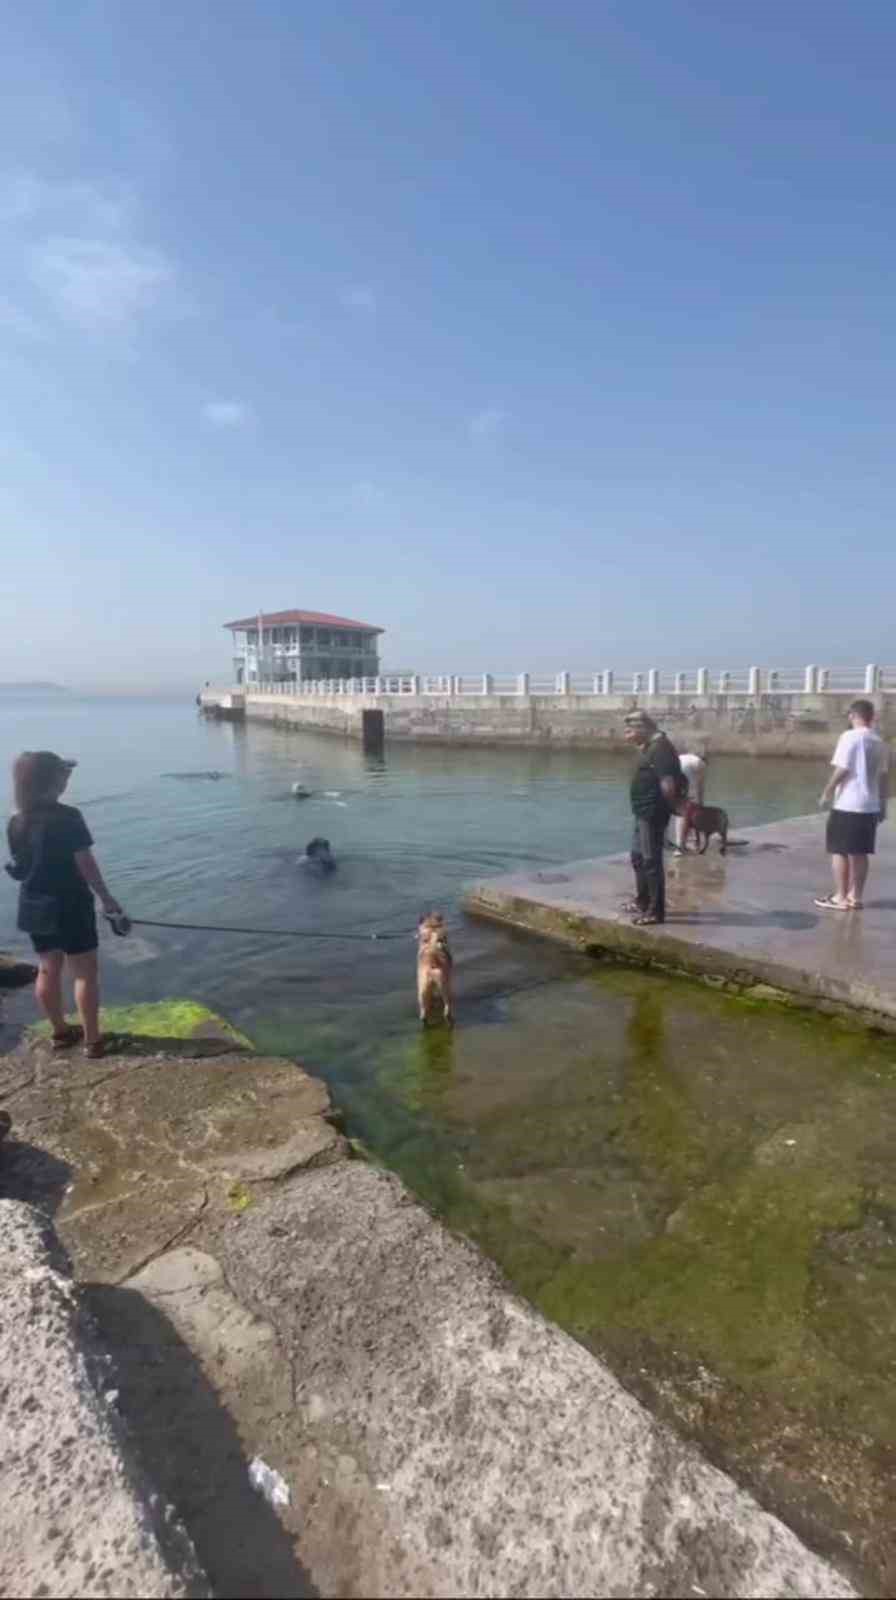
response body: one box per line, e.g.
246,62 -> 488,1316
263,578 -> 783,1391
6,751 -> 124,1059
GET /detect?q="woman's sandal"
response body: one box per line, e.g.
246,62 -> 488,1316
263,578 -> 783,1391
813,895 -> 850,911
52,1025 -> 83,1050
631,914 -> 660,925
84,1037 -> 107,1060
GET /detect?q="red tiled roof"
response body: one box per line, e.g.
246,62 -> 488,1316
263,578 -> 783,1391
223,610 -> 384,633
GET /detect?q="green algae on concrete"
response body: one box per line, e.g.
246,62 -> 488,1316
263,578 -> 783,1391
30,998 -> 252,1049
346,963 -> 896,1591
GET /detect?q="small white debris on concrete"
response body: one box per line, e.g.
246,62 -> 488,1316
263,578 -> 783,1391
249,1455 -> 291,1508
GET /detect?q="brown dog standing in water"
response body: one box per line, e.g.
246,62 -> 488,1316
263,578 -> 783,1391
416,913 -> 454,1026
683,800 -> 729,854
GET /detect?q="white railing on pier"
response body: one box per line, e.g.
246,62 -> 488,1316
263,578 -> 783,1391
242,664 -> 888,699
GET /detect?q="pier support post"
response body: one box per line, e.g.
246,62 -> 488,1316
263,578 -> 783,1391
865,663 -> 880,693
518,672 -> 530,696
674,672 -> 686,693
696,668 -> 709,695
804,664 -> 818,693
482,674 -> 494,695
602,670 -> 614,695
647,669 -> 659,695
748,666 -> 760,695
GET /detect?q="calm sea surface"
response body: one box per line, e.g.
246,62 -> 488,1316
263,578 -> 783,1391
1,695 -> 821,1077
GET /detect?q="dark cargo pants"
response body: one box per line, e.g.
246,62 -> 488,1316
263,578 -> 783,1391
631,814 -> 667,922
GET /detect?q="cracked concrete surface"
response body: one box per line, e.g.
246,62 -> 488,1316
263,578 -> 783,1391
1,1028 -> 861,1598
0,1200 -> 207,1599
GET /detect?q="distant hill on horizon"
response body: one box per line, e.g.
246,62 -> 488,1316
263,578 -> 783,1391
0,681 -> 68,694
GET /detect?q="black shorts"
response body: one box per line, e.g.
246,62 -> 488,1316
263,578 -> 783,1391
826,809 -> 879,857
30,898 -> 98,957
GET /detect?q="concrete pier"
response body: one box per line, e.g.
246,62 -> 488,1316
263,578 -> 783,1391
466,814 -> 896,1028
200,683 -> 895,757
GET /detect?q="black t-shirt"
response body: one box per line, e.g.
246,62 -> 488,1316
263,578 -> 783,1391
6,804 -> 93,905
630,733 -> 682,819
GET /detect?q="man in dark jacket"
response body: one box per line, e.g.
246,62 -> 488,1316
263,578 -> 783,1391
623,711 -> 683,924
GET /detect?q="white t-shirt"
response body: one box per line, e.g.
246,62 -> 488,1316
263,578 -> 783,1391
831,727 -> 889,813
679,753 -> 707,796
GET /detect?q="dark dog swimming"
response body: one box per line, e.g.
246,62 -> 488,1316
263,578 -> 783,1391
301,837 -> 336,872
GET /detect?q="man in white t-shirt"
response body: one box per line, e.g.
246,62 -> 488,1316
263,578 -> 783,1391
816,699 -> 889,910
671,751 -> 707,853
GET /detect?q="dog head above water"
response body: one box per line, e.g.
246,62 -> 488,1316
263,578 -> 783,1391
417,912 -> 451,954
305,836 -> 335,869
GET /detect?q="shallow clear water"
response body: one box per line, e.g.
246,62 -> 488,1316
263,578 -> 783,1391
5,697 -> 896,1575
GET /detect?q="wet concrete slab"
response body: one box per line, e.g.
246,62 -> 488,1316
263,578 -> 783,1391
466,814 -> 896,1027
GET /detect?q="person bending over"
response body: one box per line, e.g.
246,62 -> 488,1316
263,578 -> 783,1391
672,750 -> 708,853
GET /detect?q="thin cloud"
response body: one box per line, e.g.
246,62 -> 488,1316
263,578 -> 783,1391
0,294 -> 44,340
469,407 -> 507,441
202,400 -> 251,428
341,285 -> 376,312
0,172 -> 132,232
31,236 -> 174,331
1,168 -> 176,335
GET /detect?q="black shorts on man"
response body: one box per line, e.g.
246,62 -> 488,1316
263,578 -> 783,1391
826,809 -> 878,857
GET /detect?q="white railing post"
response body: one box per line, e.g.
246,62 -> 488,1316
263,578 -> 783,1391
451,674 -> 461,695
482,673 -> 493,695
767,670 -> 779,692
804,664 -> 818,693
592,674 -> 602,694
557,671 -> 571,695
865,664 -> 879,693
603,670 -> 614,695
374,676 -> 383,695
647,668 -> 659,695
518,672 -> 530,696
632,672 -> 643,694
818,668 -> 830,691
674,672 -> 686,694
696,668 -> 709,695
410,674 -> 421,695
748,666 -> 760,696
718,671 -> 731,693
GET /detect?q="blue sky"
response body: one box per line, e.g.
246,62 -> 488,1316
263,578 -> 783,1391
1,0 -> 894,690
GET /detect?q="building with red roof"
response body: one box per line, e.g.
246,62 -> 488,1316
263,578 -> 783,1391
225,610 -> 384,685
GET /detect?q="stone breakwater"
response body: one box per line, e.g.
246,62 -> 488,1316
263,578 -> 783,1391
202,685 -> 896,757
0,1002 -> 862,1598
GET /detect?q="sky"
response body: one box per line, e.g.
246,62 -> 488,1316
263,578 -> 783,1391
1,0 -> 895,691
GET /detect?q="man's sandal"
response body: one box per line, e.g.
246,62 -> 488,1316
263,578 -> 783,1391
631,914 -> 660,925
813,895 -> 850,910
